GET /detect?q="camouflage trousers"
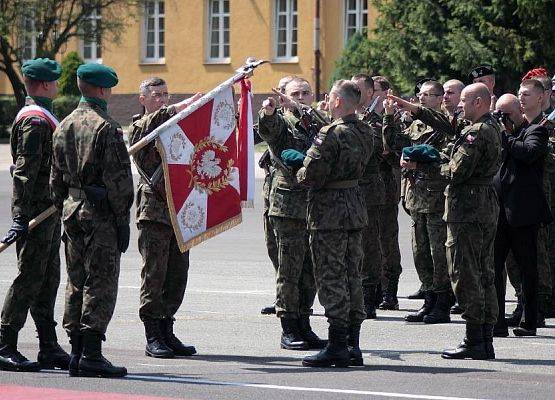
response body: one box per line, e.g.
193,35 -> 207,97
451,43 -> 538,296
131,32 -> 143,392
378,202 -> 402,284
310,229 -> 366,328
360,204 -> 382,289
138,221 -> 189,321
411,212 -> 450,293
506,224 -> 552,297
62,214 -> 121,335
446,222 -> 499,325
270,217 -> 316,318
263,206 -> 278,273
1,212 -> 61,332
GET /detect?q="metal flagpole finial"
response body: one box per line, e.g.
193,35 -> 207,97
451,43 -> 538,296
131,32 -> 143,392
236,58 -> 269,75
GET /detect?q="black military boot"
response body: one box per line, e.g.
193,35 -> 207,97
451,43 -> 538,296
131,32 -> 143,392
379,279 -> 399,310
423,292 -> 452,324
68,332 -> 82,377
144,319 -> 174,358
280,317 -> 309,350
537,294 -> 549,328
160,317 -> 196,356
442,323 -> 488,360
78,332 -> 127,378
36,324 -> 70,370
482,324 -> 495,359
493,319 -> 509,337
450,301 -> 464,314
505,296 -> 523,327
302,325 -> 350,368
405,291 -> 436,322
363,286 -> 377,319
260,302 -> 276,315
0,326 -> 41,372
408,285 -> 425,300
298,315 -> 327,349
347,324 -> 363,366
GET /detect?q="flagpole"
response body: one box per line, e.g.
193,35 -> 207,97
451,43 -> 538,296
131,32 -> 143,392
128,59 -> 267,156
0,205 -> 57,254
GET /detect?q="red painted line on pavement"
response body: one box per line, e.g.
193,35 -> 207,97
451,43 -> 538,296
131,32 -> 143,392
0,384 -> 188,400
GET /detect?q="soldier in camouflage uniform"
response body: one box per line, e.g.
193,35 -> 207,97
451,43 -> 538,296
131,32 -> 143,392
258,77 -> 326,351
351,74 -> 385,318
295,80 -> 372,368
386,81 -> 453,325
50,63 -> 134,377
260,75 -> 295,316
390,83 -> 502,359
129,77 -> 200,359
0,59 -> 70,372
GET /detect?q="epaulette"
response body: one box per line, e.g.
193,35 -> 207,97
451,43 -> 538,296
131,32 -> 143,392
28,116 -> 46,126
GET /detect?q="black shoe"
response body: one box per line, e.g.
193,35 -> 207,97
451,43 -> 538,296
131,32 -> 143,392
492,322 -> 509,338
261,303 -> 276,315
505,296 -> 523,327
36,324 -> 70,370
302,326 -> 350,368
450,302 -> 464,314
78,332 -> 127,378
0,326 -> 41,372
160,317 -> 196,356
407,287 -> 425,300
298,316 -> 327,349
280,318 -> 309,350
442,323 -> 488,360
68,332 -> 82,377
347,324 -> 363,366
144,319 -> 174,359
363,286 -> 377,319
423,292 -> 452,324
482,324 -> 496,360
513,326 -> 536,337
379,279 -> 399,310
405,291 -> 436,322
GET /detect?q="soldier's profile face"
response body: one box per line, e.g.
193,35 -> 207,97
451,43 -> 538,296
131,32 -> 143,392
417,83 -> 443,109
286,81 -> 314,106
443,83 -> 462,111
352,78 -> 373,107
140,84 -> 170,113
372,83 -> 385,104
473,75 -> 494,94
518,85 -> 543,112
459,89 -> 477,120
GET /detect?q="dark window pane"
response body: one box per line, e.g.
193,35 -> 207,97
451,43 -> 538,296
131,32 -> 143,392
291,43 -> 297,56
363,14 -> 367,28
212,0 -> 219,13
278,29 -> 286,42
211,30 -> 219,44
292,29 -> 297,42
147,31 -> 154,44
159,45 -> 164,58
348,14 -> 356,27
211,45 -> 219,58
224,0 -> 229,13
97,45 -> 102,58
278,15 -> 286,28
292,0 -> 297,12
362,0 -> 368,11
83,46 -> 91,59
223,30 -> 229,44
147,18 -> 154,30
159,18 -> 164,30
348,0 -> 356,9
147,45 -> 154,58
158,0 -> 164,14
212,16 -> 219,30
224,44 -> 229,57
278,0 -> 285,12
223,16 -> 229,29
277,43 -> 285,57
159,31 -> 164,45
292,14 -> 297,28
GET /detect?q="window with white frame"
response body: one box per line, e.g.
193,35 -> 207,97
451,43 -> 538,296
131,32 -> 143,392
143,0 -> 165,62
344,0 -> 368,44
274,0 -> 297,61
82,7 -> 102,62
20,12 -> 36,61
207,0 -> 230,62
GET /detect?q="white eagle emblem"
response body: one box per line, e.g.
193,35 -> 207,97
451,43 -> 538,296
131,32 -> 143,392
197,150 -> 222,179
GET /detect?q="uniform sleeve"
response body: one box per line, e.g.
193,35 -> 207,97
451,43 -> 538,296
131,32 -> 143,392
101,123 -> 134,226
296,128 -> 336,189
448,127 -> 482,185
49,128 -> 67,211
11,117 -> 48,218
415,107 -> 456,138
505,126 -> 549,165
257,109 -> 287,145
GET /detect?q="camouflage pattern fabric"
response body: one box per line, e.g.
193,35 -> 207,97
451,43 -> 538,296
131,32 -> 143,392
297,114 -> 373,328
50,101 -> 134,334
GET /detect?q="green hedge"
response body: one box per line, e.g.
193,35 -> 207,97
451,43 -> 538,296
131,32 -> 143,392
53,96 -> 80,120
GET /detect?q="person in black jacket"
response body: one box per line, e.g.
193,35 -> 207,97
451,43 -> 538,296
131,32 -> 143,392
493,81 -> 552,338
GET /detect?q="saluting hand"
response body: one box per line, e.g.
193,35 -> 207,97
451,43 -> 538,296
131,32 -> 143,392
386,91 -> 419,114
262,97 -> 277,116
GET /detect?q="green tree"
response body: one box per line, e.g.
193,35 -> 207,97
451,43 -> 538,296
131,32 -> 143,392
332,0 -> 555,95
58,51 -> 84,97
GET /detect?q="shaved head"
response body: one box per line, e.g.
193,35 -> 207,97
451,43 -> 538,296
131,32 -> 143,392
495,93 -> 524,133
496,94 -> 520,112
459,83 -> 491,122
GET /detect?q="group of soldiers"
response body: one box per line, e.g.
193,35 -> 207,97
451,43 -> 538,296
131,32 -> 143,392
258,65 -> 555,366
0,58 -> 198,377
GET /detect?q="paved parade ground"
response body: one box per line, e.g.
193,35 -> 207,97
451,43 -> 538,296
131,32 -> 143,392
0,163 -> 553,399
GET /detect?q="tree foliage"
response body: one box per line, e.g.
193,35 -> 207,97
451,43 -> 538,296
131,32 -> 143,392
0,0 -> 139,107
332,0 -> 555,95
58,51 -> 84,96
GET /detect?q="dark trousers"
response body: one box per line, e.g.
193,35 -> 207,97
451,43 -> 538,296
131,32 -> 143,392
494,210 -> 539,330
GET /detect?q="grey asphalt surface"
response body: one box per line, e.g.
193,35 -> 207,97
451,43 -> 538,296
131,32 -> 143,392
0,172 -> 553,400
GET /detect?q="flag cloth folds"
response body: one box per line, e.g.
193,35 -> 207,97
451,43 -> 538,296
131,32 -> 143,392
156,84 -> 243,252
237,79 -> 255,207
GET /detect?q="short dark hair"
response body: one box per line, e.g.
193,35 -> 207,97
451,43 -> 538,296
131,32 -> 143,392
421,80 -> 445,95
532,76 -> 552,91
521,79 -> 546,94
139,77 -> 166,95
332,79 -> 361,108
351,74 -> 374,90
372,76 -> 391,91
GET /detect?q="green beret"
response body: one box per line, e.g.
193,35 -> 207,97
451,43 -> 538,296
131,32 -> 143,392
402,144 -> 441,163
21,58 -> 62,82
77,63 -> 118,88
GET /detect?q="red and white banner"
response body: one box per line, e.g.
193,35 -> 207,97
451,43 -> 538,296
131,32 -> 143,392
156,84 -> 244,252
15,105 -> 59,130
237,79 -> 255,207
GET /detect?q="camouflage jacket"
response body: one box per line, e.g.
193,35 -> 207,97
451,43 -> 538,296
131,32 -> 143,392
50,101 -> 134,226
358,111 -> 385,206
10,97 -> 56,219
129,106 -> 176,226
257,109 -> 316,219
297,114 -> 373,230
417,110 -> 502,223
386,108 -> 451,214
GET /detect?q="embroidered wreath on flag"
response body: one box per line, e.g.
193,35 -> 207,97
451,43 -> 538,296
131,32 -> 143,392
180,202 -> 205,232
213,100 -> 235,131
187,137 -> 234,195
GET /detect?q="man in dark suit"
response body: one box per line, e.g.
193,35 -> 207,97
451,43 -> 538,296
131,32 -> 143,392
493,81 -> 552,338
